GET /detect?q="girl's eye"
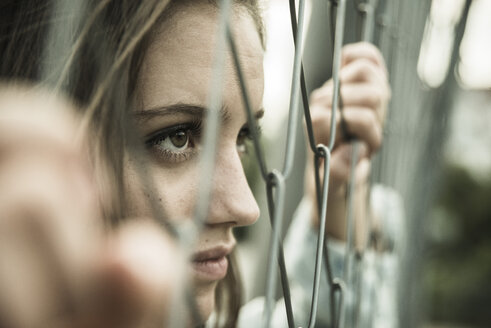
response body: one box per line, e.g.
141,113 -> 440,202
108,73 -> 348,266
145,122 -> 201,163
237,127 -> 250,144
237,125 -> 257,155
168,130 -> 189,149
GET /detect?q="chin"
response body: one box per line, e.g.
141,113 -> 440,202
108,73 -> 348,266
193,281 -> 218,325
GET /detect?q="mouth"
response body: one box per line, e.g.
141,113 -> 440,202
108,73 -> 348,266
191,245 -> 233,281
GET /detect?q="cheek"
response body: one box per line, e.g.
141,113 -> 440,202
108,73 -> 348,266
123,157 -> 198,220
123,158 -> 151,218
151,162 -> 199,221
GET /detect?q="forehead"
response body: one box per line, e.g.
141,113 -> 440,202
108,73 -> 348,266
136,1 -> 264,111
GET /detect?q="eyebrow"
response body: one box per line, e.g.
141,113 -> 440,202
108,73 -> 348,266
135,103 -> 264,122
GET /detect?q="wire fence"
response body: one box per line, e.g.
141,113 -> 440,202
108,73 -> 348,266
197,0 -> 415,327
193,0 -> 390,327
200,0 -> 473,327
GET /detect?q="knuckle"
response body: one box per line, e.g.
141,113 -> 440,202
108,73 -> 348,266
373,126 -> 383,150
362,42 -> 382,61
310,87 -> 332,105
369,114 -> 383,149
367,86 -> 383,109
310,106 -> 328,124
359,110 -> 374,130
354,110 -> 375,133
369,110 -> 379,129
357,59 -> 377,80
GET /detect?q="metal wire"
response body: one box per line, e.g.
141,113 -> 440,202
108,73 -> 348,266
288,1 -> 344,325
342,143 -> 359,283
332,278 -> 347,328
192,0 -> 232,232
227,26 -> 295,328
307,145 -> 332,328
262,171 -> 287,328
341,0 -> 380,325
323,0 -> 349,326
226,28 -> 269,181
282,0 -> 308,179
265,185 -> 296,328
41,0 -> 85,85
179,1 -> 234,326
361,0 -> 379,42
288,0 -> 322,156
329,0 -> 347,151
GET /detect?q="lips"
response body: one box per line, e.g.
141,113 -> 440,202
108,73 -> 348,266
191,245 -> 233,281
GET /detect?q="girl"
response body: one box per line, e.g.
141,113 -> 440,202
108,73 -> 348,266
0,0 -> 389,326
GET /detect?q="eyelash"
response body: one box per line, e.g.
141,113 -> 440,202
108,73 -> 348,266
145,121 -> 262,163
145,120 -> 202,163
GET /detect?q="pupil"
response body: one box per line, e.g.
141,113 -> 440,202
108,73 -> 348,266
170,131 -> 188,148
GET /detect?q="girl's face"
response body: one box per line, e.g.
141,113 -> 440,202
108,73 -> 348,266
125,1 -> 264,320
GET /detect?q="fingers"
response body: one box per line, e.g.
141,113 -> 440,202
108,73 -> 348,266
310,56 -> 389,137
310,105 -> 382,153
304,145 -> 371,235
342,108 -> 382,152
309,104 -> 341,149
310,58 -> 389,110
341,42 -> 388,75
316,58 -> 387,90
311,82 -> 387,113
340,57 -> 387,86
308,42 -> 389,153
304,43 -> 390,242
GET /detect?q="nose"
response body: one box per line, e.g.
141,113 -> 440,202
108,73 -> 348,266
206,146 -> 259,227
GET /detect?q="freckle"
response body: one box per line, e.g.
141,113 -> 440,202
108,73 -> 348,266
205,239 -> 209,242
159,198 -> 162,202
